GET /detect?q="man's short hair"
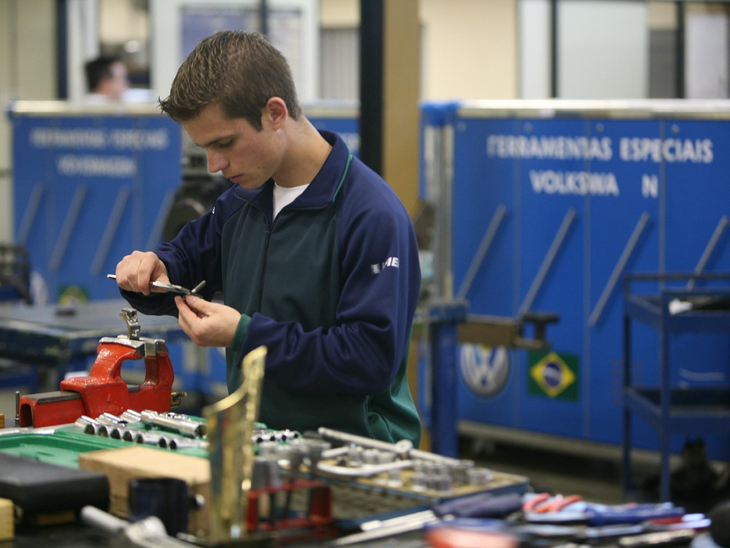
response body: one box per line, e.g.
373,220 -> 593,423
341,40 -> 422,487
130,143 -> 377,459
159,31 -> 301,130
85,56 -> 122,92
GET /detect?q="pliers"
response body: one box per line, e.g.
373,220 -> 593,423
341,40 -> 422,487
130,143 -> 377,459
107,275 -> 206,299
523,493 -> 582,513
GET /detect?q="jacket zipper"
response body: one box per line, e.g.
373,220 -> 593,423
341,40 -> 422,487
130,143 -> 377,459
258,215 -> 273,312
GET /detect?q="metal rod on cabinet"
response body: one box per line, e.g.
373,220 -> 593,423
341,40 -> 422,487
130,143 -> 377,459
90,186 -> 131,276
16,185 -> 45,246
518,208 -> 576,317
589,212 -> 651,326
49,185 -> 87,272
687,216 -> 728,291
456,204 -> 508,300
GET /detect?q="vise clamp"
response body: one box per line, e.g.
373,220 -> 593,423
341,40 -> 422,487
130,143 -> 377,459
18,308 -> 175,427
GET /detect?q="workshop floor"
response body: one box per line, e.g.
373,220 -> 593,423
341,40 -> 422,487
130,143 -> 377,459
463,437 -> 627,505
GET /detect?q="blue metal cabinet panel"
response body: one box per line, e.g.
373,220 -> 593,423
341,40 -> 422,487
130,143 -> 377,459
451,117 -> 519,428
136,117 -> 184,255
663,119 -> 730,460
51,117 -> 137,301
11,113 -> 182,303
586,119 -> 661,448
516,118 -> 586,438
12,117 -> 59,296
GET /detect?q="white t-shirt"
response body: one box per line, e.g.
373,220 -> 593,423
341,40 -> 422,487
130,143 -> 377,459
273,183 -> 309,219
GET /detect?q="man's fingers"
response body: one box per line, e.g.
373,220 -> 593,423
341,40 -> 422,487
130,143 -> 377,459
184,295 -> 210,317
136,253 -> 159,295
175,296 -> 197,323
114,251 -> 166,295
175,297 -> 196,339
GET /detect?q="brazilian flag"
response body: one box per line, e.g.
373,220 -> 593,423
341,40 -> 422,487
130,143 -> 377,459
528,350 -> 579,401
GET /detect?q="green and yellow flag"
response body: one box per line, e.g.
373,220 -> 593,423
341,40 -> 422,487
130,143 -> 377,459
527,350 -> 579,401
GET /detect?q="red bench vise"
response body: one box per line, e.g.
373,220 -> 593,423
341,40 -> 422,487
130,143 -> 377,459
18,308 -> 176,427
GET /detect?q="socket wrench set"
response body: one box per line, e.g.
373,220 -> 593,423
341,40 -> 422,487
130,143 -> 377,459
71,410 -> 301,455
278,428 -> 529,525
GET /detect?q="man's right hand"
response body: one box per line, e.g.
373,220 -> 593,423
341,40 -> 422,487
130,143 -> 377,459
115,251 -> 170,295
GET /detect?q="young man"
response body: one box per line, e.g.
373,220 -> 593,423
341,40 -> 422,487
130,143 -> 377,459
115,31 -> 421,446
84,56 -> 129,101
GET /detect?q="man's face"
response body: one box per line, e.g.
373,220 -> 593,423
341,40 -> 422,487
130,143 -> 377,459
182,102 -> 282,190
105,61 -> 129,99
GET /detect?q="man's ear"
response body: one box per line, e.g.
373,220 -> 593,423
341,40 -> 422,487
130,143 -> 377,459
264,97 -> 288,130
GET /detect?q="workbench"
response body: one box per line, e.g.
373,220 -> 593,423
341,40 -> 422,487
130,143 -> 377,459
0,299 -> 187,393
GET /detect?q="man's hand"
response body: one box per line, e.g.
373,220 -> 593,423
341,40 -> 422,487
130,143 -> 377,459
115,251 -> 169,295
175,295 -> 241,347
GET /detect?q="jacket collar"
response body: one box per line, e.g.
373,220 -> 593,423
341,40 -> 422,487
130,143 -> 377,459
233,130 -> 351,215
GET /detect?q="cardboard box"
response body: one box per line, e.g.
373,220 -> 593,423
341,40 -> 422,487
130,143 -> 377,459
0,498 -> 13,541
79,446 -> 211,536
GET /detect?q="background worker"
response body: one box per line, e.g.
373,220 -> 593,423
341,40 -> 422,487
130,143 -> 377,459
113,31 -> 422,447
84,56 -> 130,101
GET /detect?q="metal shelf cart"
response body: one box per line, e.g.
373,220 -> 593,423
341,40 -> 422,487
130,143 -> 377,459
622,272 -> 730,502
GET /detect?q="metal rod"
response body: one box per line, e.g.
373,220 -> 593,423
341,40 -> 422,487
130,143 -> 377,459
456,204 -> 508,300
518,208 -> 577,317
91,186 -> 131,276
141,410 -> 207,438
16,185 -> 45,246
687,216 -> 729,291
317,460 -> 414,478
334,511 -> 439,545
589,212 -> 651,326
317,427 -> 463,465
145,190 -> 175,251
50,185 -> 88,272
318,427 -> 413,455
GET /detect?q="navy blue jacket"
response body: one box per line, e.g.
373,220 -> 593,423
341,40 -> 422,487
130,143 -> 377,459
123,131 -> 422,445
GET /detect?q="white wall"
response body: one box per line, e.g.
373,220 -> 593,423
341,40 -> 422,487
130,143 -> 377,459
318,0 -> 520,101
686,10 -> 729,99
519,0 -> 551,99
558,1 -> 648,99
420,0 -> 518,100
0,0 -> 57,243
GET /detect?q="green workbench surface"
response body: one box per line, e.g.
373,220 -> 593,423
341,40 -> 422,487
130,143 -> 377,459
0,424 -> 208,468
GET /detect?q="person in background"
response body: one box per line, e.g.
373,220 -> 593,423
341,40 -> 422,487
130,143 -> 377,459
84,56 -> 129,101
113,31 -> 422,447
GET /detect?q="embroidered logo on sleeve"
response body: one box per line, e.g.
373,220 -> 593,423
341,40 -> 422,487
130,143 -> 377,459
371,257 -> 399,274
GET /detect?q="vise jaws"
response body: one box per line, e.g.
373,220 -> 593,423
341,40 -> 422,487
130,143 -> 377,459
18,308 -> 175,427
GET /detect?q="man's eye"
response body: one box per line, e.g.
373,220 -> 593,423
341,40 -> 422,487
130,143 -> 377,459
217,141 -> 232,148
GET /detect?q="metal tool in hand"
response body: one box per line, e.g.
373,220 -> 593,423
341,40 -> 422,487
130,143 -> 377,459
107,274 -> 206,297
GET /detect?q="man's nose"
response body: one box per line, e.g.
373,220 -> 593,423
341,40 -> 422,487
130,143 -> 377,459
207,151 -> 228,174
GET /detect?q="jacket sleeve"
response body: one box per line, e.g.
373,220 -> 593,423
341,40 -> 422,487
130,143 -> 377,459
120,191 -> 232,315
235,202 -> 421,395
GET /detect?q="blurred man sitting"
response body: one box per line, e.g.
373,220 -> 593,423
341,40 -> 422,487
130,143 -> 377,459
84,56 -> 129,102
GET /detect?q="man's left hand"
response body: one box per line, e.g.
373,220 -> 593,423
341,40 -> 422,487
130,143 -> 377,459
174,295 -> 241,347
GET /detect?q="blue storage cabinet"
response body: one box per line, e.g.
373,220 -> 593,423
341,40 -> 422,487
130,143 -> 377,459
662,119 -> 730,460
10,104 -> 182,302
451,115 -> 520,429
9,102 -> 187,383
424,100 -> 730,459
586,119 -> 661,451
515,118 -> 586,439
